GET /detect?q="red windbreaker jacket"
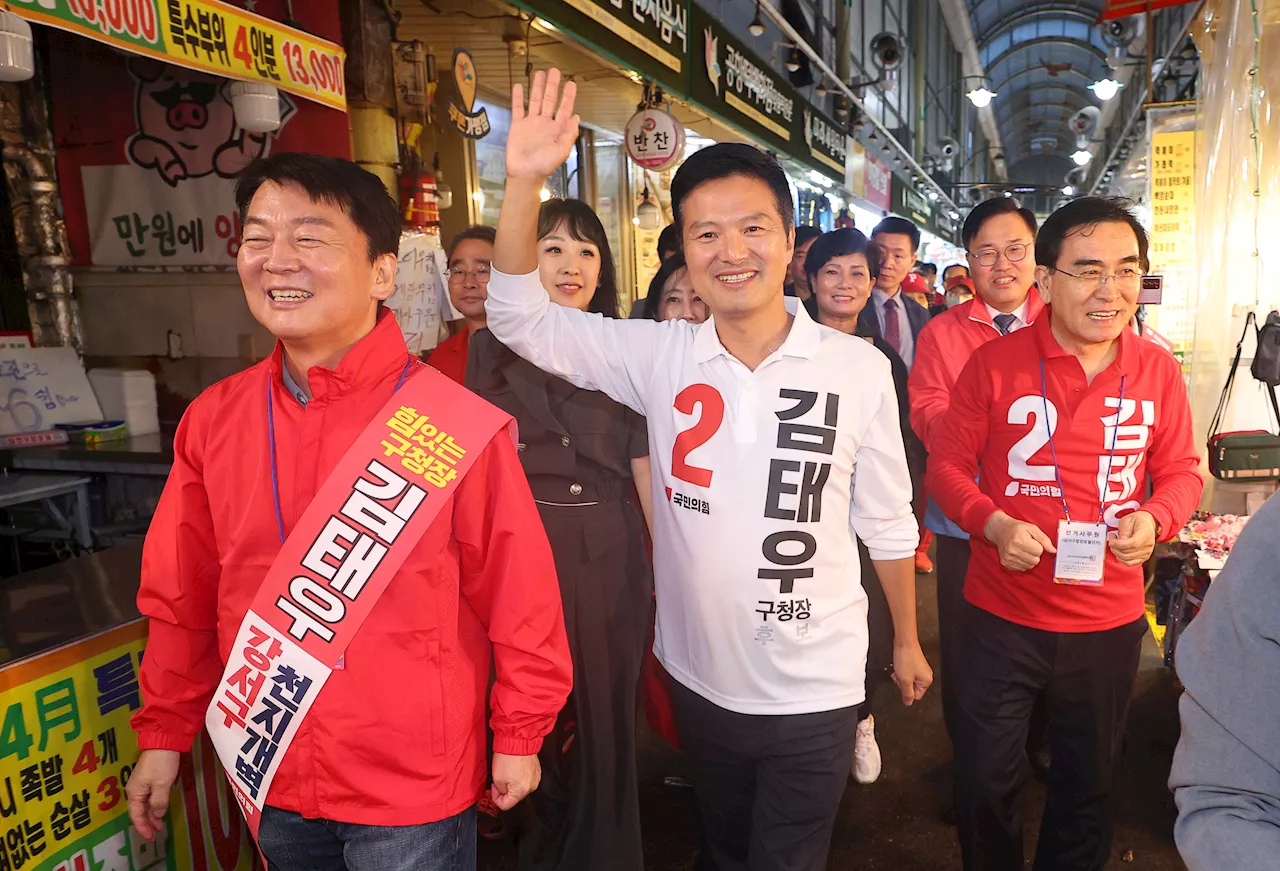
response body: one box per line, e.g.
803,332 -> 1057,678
927,312 -> 1203,633
131,313 -> 572,826
909,293 -> 1047,453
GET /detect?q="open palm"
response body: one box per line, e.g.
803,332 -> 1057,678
507,68 -> 580,181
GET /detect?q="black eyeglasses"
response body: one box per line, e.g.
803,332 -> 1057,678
968,243 -> 1029,267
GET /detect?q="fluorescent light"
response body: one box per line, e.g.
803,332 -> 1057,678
1071,149 -> 1093,166
1088,78 -> 1122,101
534,18 -> 558,32
966,88 -> 997,108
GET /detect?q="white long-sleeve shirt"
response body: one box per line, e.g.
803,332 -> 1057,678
487,270 -> 918,715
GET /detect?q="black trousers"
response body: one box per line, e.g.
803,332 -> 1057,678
934,533 -> 971,745
669,680 -> 859,871
953,601 -> 1147,871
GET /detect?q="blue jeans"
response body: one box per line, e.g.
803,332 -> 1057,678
257,806 -> 477,871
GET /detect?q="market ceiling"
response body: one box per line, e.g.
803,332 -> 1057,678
966,0 -> 1112,181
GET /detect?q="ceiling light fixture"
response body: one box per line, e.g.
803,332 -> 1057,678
784,47 -> 801,73
1088,78 -> 1122,101
748,4 -> 766,38
1071,149 -> 1093,166
1062,184 -> 1075,196
966,87 -> 997,108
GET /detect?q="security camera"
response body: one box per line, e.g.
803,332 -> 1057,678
870,33 -> 904,72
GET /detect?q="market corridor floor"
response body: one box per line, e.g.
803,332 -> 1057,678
478,569 -> 1189,871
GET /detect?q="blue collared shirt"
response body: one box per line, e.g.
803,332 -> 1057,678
281,362 -> 309,407
871,287 -> 915,370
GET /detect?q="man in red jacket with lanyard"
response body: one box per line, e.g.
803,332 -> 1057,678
124,154 -> 572,871
928,197 -> 1202,871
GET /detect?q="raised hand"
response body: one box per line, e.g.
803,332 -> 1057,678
507,68 -> 580,182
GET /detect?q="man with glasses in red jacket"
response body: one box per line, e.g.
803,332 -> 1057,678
928,197 -> 1202,871
125,154 -> 571,871
909,197 -> 1044,755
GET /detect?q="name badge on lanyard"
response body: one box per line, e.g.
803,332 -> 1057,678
1038,360 -> 1126,588
1054,520 -> 1108,585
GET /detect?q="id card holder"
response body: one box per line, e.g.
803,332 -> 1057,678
1053,520 -> 1108,586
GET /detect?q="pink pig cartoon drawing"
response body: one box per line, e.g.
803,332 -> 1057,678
126,58 -> 295,187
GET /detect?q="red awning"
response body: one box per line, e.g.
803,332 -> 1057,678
1099,0 -> 1198,22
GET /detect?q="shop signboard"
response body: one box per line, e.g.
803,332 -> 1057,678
688,4 -> 796,155
864,154 -> 891,211
936,209 -> 957,245
800,106 -> 848,185
1150,130 -> 1194,268
5,0 -> 346,110
893,181 -> 936,235
509,0 -> 687,95
50,34 -> 350,267
0,619 -> 255,871
447,50 -> 490,139
848,142 -> 867,200
624,107 -> 684,171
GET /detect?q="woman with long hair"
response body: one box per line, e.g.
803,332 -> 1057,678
804,227 -> 926,786
467,198 -> 653,871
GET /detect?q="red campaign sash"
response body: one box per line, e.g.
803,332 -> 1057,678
205,365 -> 513,839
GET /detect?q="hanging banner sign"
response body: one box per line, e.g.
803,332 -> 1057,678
3,0 -> 347,111
1149,130 -> 1194,268
625,107 -> 684,171
447,49 -> 490,139
0,618 -> 255,871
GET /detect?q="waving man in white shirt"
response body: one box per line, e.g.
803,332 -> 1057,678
488,69 -> 932,871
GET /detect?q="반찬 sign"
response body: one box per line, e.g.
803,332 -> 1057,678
3,0 -> 346,111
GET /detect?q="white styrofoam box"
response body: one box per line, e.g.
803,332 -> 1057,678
89,369 -> 159,436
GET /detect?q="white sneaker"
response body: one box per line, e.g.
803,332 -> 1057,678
852,715 -> 882,784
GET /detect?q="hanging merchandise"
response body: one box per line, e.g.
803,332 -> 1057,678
625,83 -> 684,172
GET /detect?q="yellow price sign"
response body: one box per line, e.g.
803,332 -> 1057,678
0,620 -> 253,871
4,0 -> 346,111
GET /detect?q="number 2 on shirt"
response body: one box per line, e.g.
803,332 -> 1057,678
672,384 -> 725,487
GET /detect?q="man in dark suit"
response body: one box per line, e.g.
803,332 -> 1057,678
860,217 -> 931,371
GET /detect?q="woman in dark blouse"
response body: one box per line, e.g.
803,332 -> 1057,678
467,199 -> 652,871
804,228 -> 927,787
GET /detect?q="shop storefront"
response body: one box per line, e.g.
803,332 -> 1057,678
0,4 -> 353,867
404,0 -> 861,312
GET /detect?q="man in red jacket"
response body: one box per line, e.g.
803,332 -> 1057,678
427,225 -> 495,384
125,154 -> 572,871
928,197 -> 1203,871
909,197 -> 1043,748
